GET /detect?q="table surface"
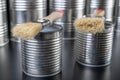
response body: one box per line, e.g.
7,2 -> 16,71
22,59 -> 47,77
0,32 -> 120,80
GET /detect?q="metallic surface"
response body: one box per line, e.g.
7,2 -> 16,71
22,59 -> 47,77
49,0 -> 71,23
72,0 -> 86,20
1,35 -> 120,80
10,0 -> 47,42
88,0 -> 115,4
0,0 -> 9,46
87,0 -> 116,22
115,0 -> 120,32
22,24 -> 62,77
49,0 -> 75,39
116,17 -> 120,32
55,22 -> 75,39
74,22 -> 114,67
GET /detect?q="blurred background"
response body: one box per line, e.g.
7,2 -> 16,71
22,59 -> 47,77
0,0 -> 120,80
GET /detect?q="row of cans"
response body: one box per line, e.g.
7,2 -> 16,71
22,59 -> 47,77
0,0 -> 119,77
50,0 -> 116,22
0,0 -> 118,45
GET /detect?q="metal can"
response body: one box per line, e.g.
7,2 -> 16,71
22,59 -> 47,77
88,0 -> 115,4
22,23 -> 63,77
10,0 -> 47,42
115,0 -> 120,32
72,0 -> 86,20
116,17 -> 120,32
74,22 -> 114,67
49,0 -> 77,39
0,0 -> 9,46
87,0 -> 116,22
49,0 -> 72,23
54,22 -> 75,39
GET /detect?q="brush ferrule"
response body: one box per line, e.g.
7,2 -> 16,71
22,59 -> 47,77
37,19 -> 51,26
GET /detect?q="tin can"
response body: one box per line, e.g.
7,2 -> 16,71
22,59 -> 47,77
54,22 -> 75,39
72,0 -> 86,20
115,0 -> 120,32
22,23 -> 63,77
116,17 -> 120,32
49,0 -> 72,23
74,22 -> 114,67
87,0 -> 116,22
49,0 -> 76,39
0,0 -> 9,46
10,0 -> 47,42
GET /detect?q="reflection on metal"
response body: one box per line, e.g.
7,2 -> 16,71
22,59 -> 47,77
115,0 -> 120,32
87,0 -> 116,22
22,24 -> 62,77
74,22 -> 114,67
49,0 -> 86,39
0,0 -> 9,46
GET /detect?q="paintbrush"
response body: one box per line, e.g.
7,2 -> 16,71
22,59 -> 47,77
12,10 -> 64,40
74,17 -> 104,34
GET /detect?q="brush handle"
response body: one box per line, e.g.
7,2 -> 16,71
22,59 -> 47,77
43,10 -> 64,23
93,8 -> 105,16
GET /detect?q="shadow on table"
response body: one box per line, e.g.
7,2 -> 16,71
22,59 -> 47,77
62,40 -> 75,80
0,41 -> 22,80
73,63 -> 111,80
23,73 -> 61,80
111,32 -> 120,80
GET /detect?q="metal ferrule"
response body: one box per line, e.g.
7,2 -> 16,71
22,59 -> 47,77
37,19 -> 51,26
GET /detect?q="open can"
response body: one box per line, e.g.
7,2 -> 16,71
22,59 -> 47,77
74,21 -> 114,67
22,22 -> 63,77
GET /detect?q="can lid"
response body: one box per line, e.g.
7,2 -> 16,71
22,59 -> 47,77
41,24 -> 62,33
35,24 -> 62,40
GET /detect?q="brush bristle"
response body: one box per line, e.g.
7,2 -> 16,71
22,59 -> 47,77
74,18 -> 104,34
12,22 -> 42,40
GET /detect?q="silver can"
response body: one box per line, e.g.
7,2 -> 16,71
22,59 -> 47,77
116,17 -> 120,32
0,0 -> 9,46
72,0 -> 86,20
115,0 -> 120,32
87,0 -> 116,22
49,0 -> 72,23
88,0 -> 115,4
54,22 -> 75,39
22,23 -> 63,77
10,0 -> 47,42
74,22 -> 114,67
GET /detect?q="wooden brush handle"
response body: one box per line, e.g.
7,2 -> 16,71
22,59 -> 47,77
43,10 -> 64,23
93,8 -> 105,16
